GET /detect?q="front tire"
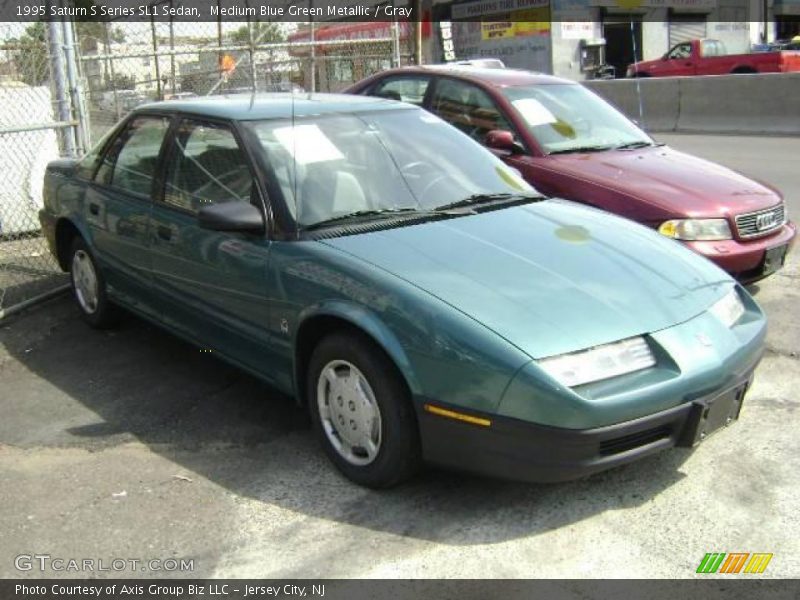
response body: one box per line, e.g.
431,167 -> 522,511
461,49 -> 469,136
69,237 -> 118,329
307,332 -> 420,488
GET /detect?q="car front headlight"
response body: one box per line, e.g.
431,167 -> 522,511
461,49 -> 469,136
538,336 -> 656,388
708,287 -> 745,328
658,218 -> 732,241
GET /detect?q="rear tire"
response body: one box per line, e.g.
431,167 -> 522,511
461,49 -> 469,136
68,237 -> 118,329
307,332 -> 421,488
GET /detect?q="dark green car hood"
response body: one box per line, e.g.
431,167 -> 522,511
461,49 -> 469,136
322,200 -> 732,359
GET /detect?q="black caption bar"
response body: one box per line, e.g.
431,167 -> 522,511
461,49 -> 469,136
5,0 -> 417,22
2,0 -> 795,23
2,580 -> 799,600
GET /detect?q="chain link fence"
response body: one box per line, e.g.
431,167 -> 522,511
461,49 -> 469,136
81,21 -> 413,146
0,22 -> 74,318
0,19 -> 413,318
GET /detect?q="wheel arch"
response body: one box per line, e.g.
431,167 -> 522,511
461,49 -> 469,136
54,216 -> 92,271
293,301 -> 421,407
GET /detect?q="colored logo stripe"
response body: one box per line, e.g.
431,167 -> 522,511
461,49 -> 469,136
719,553 -> 749,574
697,553 -> 726,573
744,553 -> 773,574
697,553 -> 772,574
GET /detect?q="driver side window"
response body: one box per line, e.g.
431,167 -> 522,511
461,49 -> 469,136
667,43 -> 692,60
162,119 -> 253,213
429,79 -> 513,143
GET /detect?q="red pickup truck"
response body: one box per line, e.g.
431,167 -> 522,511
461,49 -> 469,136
627,39 -> 800,77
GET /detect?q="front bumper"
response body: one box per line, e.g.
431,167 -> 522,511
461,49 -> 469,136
417,366 -> 758,483
685,222 -> 796,282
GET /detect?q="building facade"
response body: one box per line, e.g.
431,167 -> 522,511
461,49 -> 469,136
430,0 -> 784,79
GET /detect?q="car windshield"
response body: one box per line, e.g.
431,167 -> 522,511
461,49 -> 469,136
244,107 -> 536,229
502,84 -> 654,154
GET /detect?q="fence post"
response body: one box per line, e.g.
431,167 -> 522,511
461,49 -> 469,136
392,19 -> 402,67
46,20 -> 75,157
247,12 -> 257,92
169,11 -> 176,96
310,9 -> 316,93
151,18 -> 162,100
103,22 -> 121,120
217,0 -> 224,89
414,0 -> 422,65
61,20 -> 88,155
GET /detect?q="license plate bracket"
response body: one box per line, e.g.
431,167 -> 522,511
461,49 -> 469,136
680,383 -> 749,447
762,244 -> 788,276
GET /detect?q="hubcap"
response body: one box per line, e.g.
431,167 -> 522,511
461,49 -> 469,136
71,250 -> 99,314
317,360 -> 382,466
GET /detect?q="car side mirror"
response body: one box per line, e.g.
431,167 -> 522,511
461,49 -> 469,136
485,130 -> 524,155
197,202 -> 265,234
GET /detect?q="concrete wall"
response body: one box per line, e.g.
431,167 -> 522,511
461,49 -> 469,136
584,72 -> 800,135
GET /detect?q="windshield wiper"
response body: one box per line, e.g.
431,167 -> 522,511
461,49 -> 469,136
303,208 -> 446,231
548,145 -> 615,155
435,192 -> 542,212
614,141 -> 655,150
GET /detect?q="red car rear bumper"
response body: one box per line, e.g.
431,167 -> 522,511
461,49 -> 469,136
684,222 -> 796,282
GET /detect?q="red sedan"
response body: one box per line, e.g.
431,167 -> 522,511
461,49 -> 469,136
346,66 -> 795,282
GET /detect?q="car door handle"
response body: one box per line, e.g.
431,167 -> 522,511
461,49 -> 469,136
156,225 -> 172,241
89,203 -> 99,215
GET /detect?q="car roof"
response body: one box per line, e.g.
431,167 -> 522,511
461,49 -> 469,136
135,92 -> 412,121
374,66 -> 576,87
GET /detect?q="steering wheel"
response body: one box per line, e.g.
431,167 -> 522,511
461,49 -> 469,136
400,161 -> 436,178
399,161 -> 453,205
192,166 -> 251,202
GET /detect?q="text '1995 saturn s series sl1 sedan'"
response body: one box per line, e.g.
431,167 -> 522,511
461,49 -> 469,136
40,94 -> 766,488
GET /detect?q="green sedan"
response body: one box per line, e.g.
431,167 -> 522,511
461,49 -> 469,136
40,94 -> 766,488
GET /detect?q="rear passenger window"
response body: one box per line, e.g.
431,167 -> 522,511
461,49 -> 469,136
162,120 -> 252,213
371,77 -> 430,106
95,116 -> 170,196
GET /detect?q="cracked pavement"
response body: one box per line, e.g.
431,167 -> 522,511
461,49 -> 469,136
0,134 -> 798,579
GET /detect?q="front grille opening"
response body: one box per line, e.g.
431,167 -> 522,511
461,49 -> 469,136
735,204 -> 785,238
599,425 -> 672,457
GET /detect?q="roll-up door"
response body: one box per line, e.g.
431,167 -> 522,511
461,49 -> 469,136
669,17 -> 707,47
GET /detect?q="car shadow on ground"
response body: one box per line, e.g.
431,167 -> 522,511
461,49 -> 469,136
745,283 -> 761,297
3,296 -> 693,549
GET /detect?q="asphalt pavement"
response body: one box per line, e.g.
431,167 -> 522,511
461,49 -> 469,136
0,134 -> 798,579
